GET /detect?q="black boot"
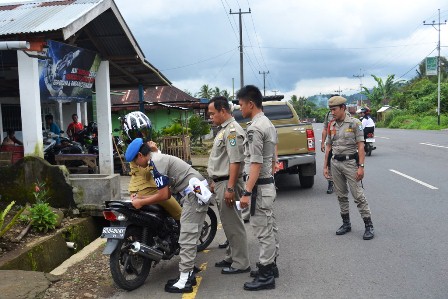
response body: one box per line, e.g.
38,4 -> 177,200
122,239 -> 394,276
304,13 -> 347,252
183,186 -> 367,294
165,271 -> 194,293
326,181 -> 334,194
250,262 -> 279,278
363,217 -> 375,240
336,213 -> 351,235
244,263 -> 276,291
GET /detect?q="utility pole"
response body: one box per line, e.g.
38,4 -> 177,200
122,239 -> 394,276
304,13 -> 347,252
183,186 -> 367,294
353,70 -> 364,106
334,86 -> 343,96
424,9 -> 446,125
230,8 -> 251,89
259,70 -> 269,96
232,77 -> 235,100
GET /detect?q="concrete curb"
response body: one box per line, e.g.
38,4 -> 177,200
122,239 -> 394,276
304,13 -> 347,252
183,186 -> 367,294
50,237 -> 106,276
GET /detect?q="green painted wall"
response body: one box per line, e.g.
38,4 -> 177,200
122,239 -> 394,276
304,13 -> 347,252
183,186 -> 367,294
111,109 -> 195,136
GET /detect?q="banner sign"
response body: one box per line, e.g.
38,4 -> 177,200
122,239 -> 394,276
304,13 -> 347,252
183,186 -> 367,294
39,40 -> 101,103
425,57 -> 437,76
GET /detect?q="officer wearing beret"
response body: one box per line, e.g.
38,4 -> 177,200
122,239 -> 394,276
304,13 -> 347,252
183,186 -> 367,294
125,138 -> 212,293
127,140 -> 182,220
237,85 -> 279,291
323,96 -> 374,240
207,96 -> 251,275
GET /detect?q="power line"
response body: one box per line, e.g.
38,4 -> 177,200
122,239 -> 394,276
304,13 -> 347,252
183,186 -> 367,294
160,47 -> 238,71
397,47 -> 437,79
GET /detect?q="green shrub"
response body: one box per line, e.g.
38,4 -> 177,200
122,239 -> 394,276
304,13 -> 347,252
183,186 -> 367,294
0,201 -> 26,238
28,202 -> 58,233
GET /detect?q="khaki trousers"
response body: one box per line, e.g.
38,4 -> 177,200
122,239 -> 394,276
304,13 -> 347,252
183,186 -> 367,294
215,179 -> 250,269
178,192 -> 210,272
330,159 -> 371,218
250,183 -> 278,266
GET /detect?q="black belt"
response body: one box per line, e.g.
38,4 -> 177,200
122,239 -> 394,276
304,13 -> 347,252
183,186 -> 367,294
243,175 -> 274,185
212,176 -> 229,183
333,154 -> 357,161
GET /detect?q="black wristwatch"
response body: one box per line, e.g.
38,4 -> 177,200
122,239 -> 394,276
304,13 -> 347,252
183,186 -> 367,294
358,163 -> 365,168
243,190 -> 252,196
226,187 -> 235,193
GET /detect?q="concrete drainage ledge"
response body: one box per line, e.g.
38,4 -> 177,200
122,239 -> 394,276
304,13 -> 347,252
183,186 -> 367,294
0,217 -> 102,272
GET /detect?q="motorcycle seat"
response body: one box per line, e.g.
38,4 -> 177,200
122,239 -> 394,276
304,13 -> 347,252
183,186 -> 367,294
140,204 -> 165,214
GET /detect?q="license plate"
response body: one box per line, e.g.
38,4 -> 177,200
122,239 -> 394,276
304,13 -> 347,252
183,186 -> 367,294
366,138 -> 375,142
101,227 -> 126,239
278,161 -> 285,170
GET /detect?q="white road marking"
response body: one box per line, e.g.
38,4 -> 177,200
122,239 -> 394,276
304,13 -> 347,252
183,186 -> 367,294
389,169 -> 438,190
420,142 -> 448,149
377,136 -> 390,140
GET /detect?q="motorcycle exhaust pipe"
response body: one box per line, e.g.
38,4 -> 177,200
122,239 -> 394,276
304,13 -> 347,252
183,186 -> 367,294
130,241 -> 163,262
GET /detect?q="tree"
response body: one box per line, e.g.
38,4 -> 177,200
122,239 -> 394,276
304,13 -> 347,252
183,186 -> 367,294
188,114 -> 210,144
362,74 -> 404,108
196,84 -> 213,99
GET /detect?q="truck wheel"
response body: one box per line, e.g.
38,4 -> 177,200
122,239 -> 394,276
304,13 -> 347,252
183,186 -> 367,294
299,174 -> 314,188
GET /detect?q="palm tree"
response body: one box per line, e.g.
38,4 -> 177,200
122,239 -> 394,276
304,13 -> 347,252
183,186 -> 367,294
362,74 -> 404,108
196,84 -> 213,99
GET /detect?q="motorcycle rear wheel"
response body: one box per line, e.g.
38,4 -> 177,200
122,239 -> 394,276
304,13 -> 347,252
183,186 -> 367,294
110,227 -> 152,291
197,207 -> 218,252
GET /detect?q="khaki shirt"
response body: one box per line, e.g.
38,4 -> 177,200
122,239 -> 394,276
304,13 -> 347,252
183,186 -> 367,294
128,162 -> 157,193
207,117 -> 245,179
323,110 -> 351,130
326,114 -> 364,155
243,112 -> 277,178
150,152 -> 205,194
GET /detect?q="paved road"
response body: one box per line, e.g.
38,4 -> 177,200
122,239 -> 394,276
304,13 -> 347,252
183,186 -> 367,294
109,125 -> 448,299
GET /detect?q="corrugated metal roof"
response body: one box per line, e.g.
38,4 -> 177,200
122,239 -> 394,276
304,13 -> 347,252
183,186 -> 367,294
0,0 -> 102,35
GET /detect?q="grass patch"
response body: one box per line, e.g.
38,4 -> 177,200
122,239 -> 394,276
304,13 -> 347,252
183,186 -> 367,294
381,112 -> 448,130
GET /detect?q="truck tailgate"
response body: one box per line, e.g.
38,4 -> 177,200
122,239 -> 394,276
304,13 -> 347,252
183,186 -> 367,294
276,124 -> 310,156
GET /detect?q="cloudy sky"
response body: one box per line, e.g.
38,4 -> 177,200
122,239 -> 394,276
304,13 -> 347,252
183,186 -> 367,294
3,0 -> 448,99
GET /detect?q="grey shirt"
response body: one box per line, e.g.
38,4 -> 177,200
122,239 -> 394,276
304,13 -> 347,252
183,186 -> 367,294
243,112 -> 277,178
207,117 -> 245,179
150,152 -> 205,195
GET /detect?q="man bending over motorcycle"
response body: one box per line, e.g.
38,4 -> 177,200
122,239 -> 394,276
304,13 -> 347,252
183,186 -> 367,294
125,138 -> 212,294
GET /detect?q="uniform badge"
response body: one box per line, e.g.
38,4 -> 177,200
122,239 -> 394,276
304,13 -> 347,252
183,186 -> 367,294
358,125 -> 363,131
216,130 -> 224,140
228,134 -> 236,146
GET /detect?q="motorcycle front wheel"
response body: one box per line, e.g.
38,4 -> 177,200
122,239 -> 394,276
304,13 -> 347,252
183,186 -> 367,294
110,227 -> 152,291
197,207 -> 218,252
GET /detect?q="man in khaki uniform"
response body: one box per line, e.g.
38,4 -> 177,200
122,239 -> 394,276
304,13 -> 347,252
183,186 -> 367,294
207,96 -> 251,274
322,106 -> 352,194
237,85 -> 278,291
323,96 -> 374,240
125,138 -> 212,293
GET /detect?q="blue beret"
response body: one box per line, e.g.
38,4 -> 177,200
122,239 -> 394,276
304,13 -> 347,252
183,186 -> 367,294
125,138 -> 144,162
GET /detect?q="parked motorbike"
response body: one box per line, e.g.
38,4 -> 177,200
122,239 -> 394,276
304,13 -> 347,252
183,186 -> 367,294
364,132 -> 376,156
101,200 -> 217,291
74,122 -> 99,154
43,130 -> 83,165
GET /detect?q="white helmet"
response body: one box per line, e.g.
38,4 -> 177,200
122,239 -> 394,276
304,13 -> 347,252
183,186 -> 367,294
122,111 -> 152,142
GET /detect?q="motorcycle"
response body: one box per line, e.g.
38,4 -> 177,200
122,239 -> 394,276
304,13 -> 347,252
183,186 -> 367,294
101,200 -> 217,291
74,122 -> 99,155
364,132 -> 376,156
43,130 -> 83,165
